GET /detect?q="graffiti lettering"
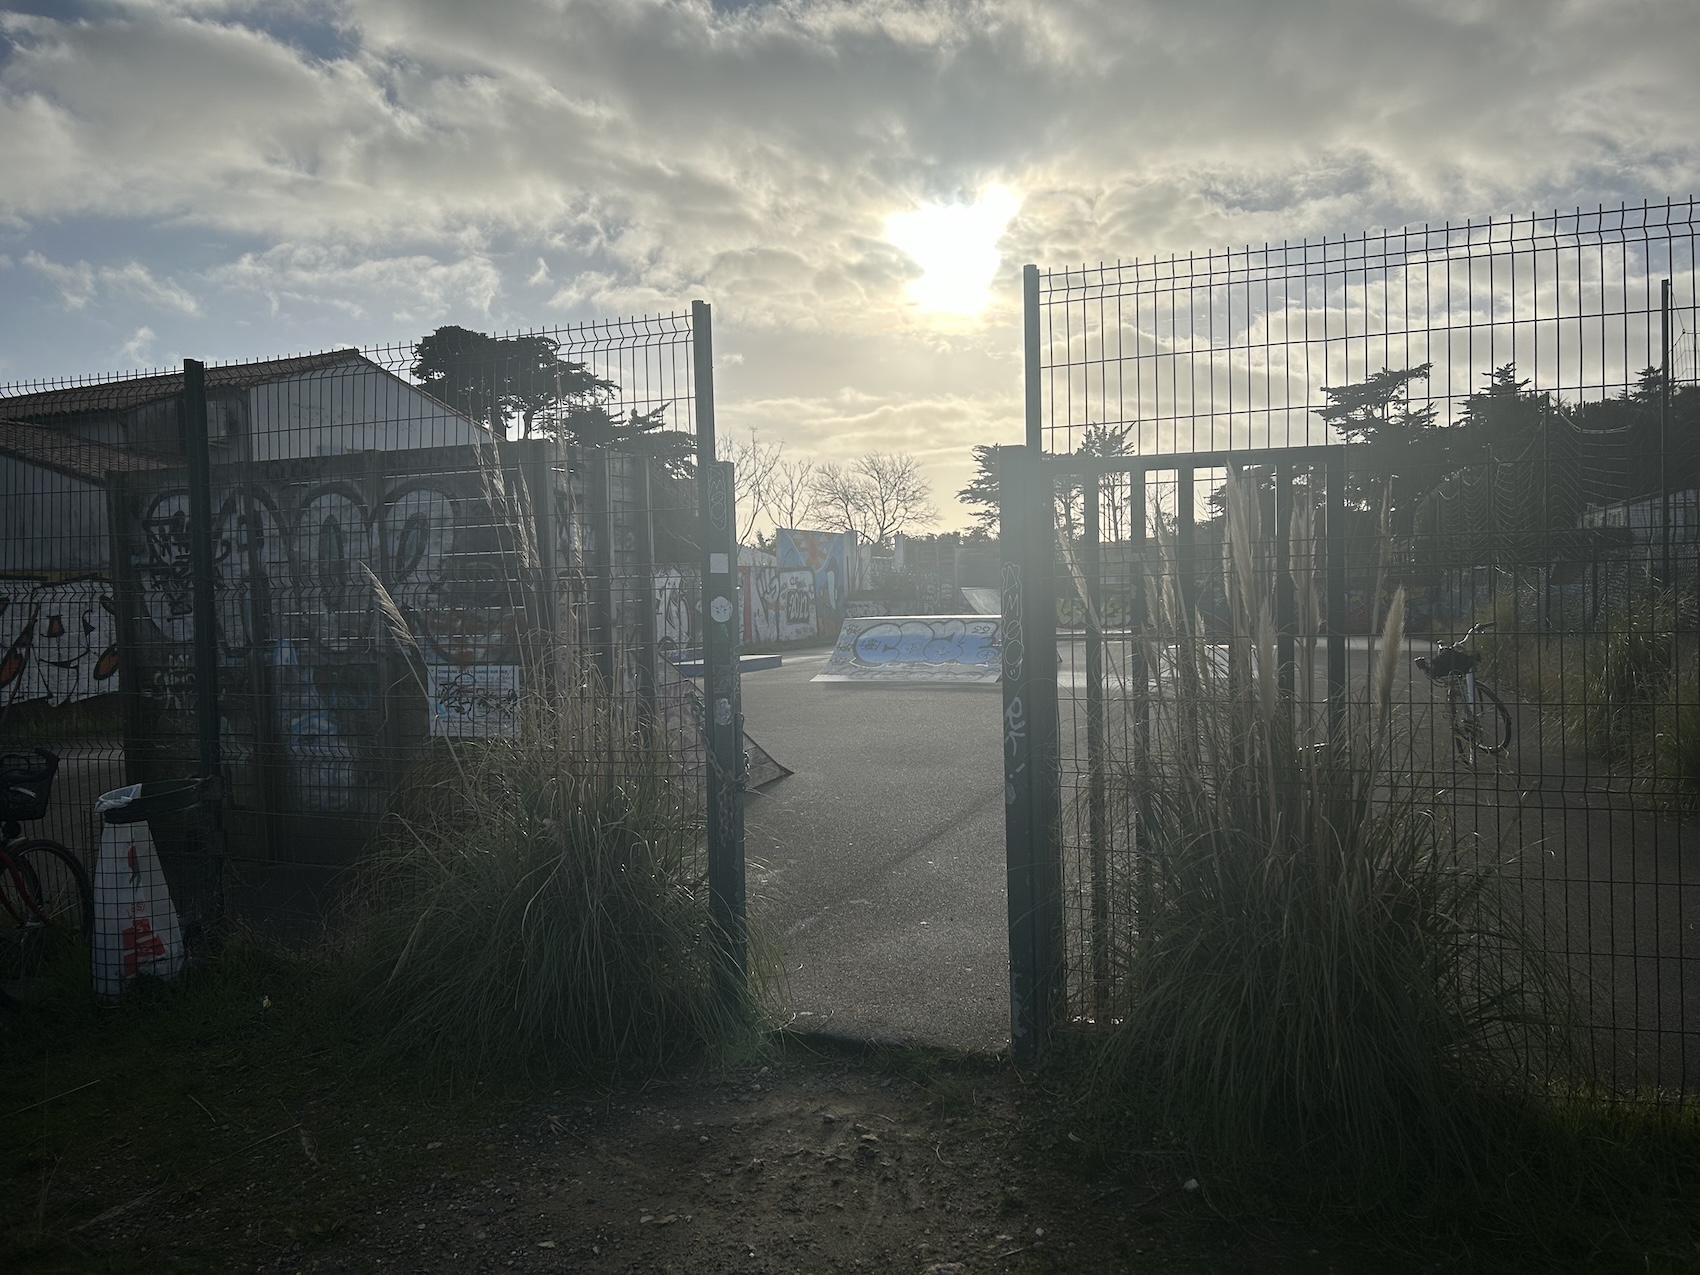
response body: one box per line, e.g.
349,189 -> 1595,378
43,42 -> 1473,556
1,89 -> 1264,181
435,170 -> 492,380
428,663 -> 520,738
852,620 -> 996,668
1003,693 -> 1027,758
814,615 -> 1001,685
0,577 -> 121,706
777,569 -> 817,642
1000,562 -> 1024,683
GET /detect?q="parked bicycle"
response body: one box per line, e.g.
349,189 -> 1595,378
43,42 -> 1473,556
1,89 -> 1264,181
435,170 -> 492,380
1414,622 -> 1513,757
0,748 -> 94,1006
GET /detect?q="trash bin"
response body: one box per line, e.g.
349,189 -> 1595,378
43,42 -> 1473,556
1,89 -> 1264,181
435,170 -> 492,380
91,780 -> 206,999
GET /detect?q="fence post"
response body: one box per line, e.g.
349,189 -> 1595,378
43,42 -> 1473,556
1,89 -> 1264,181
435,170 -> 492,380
633,457 -> 659,734
1023,265 -> 1043,450
1000,446 -> 1062,1064
589,449 -> 617,690
1128,469 -> 1153,957
1660,277 -> 1673,585
1176,467 -> 1196,623
1082,472 -> 1109,1016
693,301 -> 747,1012
1275,464 -> 1296,701
182,359 -> 226,918
1326,448 -> 1348,742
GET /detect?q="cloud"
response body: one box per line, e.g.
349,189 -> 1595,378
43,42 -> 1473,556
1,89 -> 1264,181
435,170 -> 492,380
205,242 -> 501,324
118,325 -> 157,366
6,2 -> 1697,303
23,251 -> 200,314
0,0 -> 1696,518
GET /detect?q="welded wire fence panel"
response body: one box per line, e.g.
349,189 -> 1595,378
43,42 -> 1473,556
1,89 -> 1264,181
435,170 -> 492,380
0,312 -> 715,939
1034,200 -> 1700,1096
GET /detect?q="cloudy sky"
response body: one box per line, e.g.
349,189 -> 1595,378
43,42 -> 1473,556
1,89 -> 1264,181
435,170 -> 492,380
3,0 -> 1697,527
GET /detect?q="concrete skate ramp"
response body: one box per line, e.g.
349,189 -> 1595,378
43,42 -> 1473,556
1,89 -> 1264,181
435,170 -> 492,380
813,615 -> 1001,685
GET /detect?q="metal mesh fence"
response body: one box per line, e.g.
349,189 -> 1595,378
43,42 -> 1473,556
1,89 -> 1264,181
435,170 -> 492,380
1031,200 -> 1700,1095
0,313 -> 725,951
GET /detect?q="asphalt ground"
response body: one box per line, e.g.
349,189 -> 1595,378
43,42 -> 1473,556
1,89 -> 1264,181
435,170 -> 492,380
739,650 -> 1011,1051
744,636 -> 1700,1087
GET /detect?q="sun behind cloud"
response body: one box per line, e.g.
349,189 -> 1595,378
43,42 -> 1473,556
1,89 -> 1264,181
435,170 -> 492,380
885,185 -> 1021,317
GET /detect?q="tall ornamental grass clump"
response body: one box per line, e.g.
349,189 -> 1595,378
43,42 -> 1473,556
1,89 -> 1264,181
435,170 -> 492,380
347,662 -> 738,1083
1092,475 -> 1573,1208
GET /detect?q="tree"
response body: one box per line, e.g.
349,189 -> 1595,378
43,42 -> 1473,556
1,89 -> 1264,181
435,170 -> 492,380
1068,423 -> 1137,541
413,325 -> 612,437
957,444 -> 1005,534
718,427 -> 783,547
854,451 -> 938,545
1315,363 -> 1466,534
561,402 -> 696,478
766,457 -> 819,536
808,451 -> 937,546
716,428 -> 824,547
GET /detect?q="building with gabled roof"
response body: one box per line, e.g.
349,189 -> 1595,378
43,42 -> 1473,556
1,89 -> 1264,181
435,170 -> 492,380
0,348 -> 488,463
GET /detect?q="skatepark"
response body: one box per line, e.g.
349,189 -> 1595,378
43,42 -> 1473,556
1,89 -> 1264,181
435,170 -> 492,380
740,624 -> 1700,1090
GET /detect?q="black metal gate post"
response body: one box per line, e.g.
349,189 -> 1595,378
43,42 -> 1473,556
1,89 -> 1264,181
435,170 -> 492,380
1082,474 -> 1109,1016
633,457 -> 660,735
1660,277 -> 1673,585
693,301 -> 747,1014
1128,471 -> 1153,957
1274,464 -> 1296,701
1325,449 -> 1348,742
589,449 -> 618,691
1176,468 -> 1197,623
182,359 -> 226,919
1000,446 -> 1062,1064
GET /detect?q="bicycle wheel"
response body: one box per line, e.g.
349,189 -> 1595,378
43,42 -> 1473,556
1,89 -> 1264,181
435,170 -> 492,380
1,839 -> 93,988
1444,682 -> 1473,756
1470,683 -> 1514,755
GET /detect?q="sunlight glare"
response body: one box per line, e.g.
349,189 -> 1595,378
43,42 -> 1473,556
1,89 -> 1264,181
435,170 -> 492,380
885,185 -> 1021,316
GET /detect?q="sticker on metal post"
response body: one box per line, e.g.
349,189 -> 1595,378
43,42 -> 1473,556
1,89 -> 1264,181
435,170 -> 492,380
714,697 -> 733,725
710,595 -> 733,624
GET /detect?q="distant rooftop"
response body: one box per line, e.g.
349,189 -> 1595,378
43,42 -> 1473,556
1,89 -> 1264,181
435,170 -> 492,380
0,419 -> 174,483
0,349 -> 366,420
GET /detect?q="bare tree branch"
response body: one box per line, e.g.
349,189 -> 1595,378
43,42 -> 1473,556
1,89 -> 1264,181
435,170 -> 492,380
807,451 -> 936,546
767,456 -> 818,535
717,426 -> 781,546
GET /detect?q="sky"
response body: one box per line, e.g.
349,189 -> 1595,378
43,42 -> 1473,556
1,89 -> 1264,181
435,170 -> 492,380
2,0 -> 1698,530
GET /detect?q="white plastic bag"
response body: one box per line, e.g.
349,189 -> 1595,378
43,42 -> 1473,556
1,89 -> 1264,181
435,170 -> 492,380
92,791 -> 185,999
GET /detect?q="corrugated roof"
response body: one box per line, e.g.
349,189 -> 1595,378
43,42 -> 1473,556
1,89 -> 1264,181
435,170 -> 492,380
0,349 -> 366,420
0,419 -> 173,483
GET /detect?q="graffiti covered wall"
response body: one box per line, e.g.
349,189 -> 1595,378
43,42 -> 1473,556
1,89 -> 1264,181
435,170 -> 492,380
775,528 -> 856,637
111,444 -> 547,838
738,547 -> 780,646
0,576 -> 121,707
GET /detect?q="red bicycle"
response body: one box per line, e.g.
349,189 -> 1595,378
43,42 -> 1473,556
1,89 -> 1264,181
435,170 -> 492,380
0,749 -> 94,1006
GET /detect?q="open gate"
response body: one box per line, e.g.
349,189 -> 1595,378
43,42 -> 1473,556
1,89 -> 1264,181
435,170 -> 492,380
1004,205 -> 1700,1091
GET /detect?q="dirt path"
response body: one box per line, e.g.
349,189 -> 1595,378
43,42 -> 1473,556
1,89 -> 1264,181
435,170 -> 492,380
61,1044 -> 1377,1275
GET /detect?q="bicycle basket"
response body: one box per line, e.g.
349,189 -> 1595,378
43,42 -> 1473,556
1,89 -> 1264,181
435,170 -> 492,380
0,749 -> 58,823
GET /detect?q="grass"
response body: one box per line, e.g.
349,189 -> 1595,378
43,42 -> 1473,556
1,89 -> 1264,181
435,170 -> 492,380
1480,584 -> 1700,810
1086,474 -> 1580,1219
340,630 -> 770,1083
